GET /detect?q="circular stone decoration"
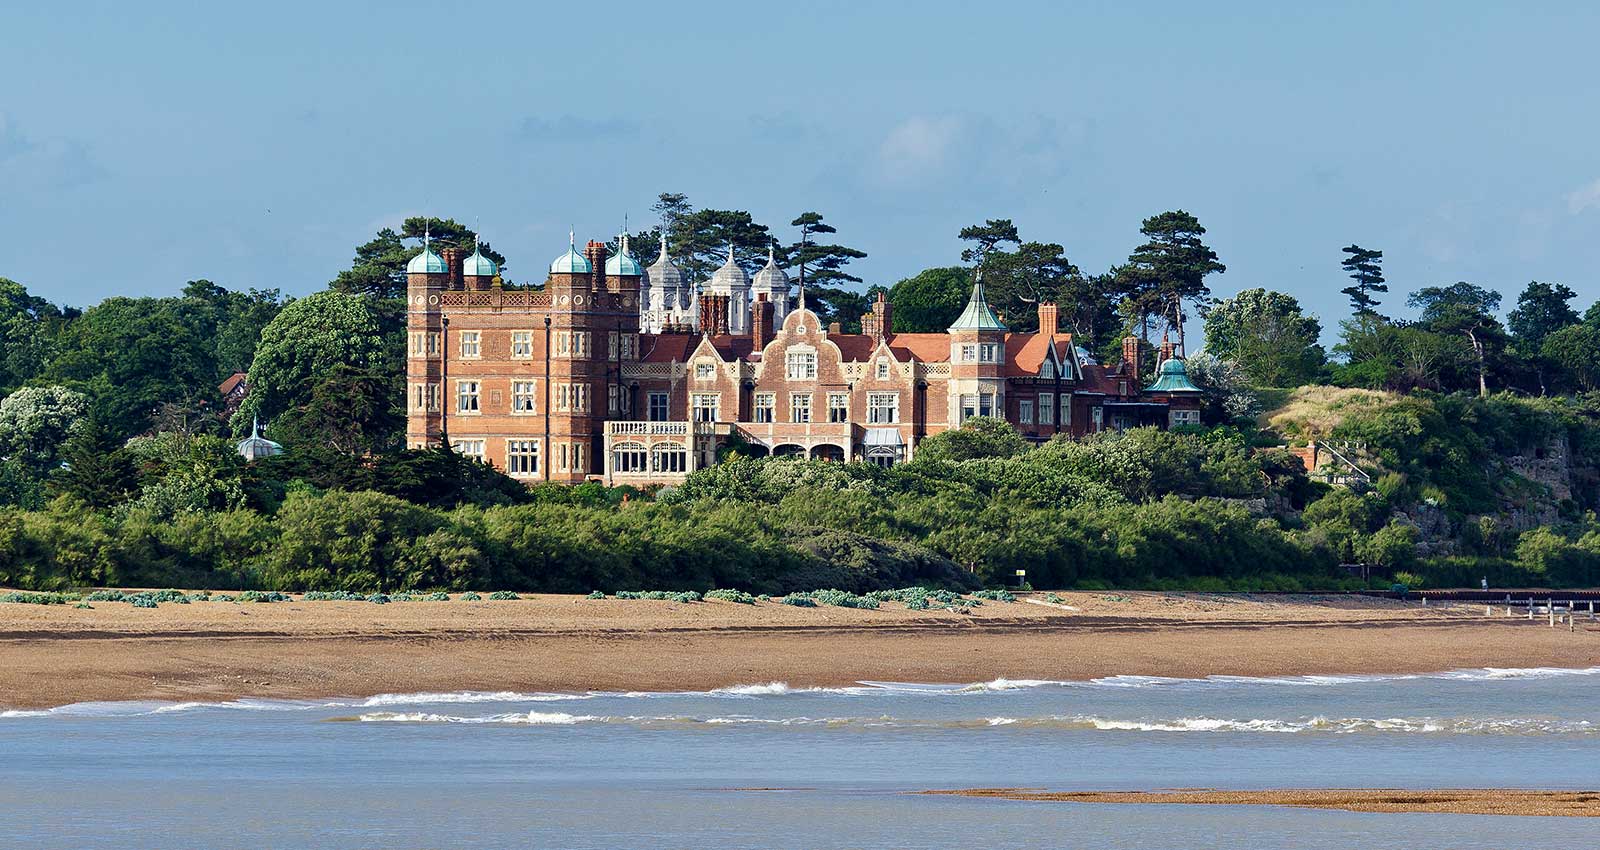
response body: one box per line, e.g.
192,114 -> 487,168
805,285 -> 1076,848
623,296 -> 633,307
573,295 -> 584,305
560,295 -> 571,305
427,295 -> 439,305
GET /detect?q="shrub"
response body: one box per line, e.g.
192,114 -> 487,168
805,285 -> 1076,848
85,590 -> 127,602
131,596 -> 158,608
424,591 -> 450,601
74,602 -> 92,609
460,591 -> 482,601
704,588 -> 756,604
586,590 -> 606,599
780,595 -> 817,607
0,591 -> 75,604
971,589 -> 1016,602
488,591 -> 520,600
366,593 -> 390,604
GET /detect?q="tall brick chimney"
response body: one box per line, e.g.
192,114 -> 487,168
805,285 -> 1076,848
1122,334 -> 1141,381
1038,302 -> 1058,337
1157,333 -> 1176,366
585,240 -> 607,292
442,248 -> 463,290
862,291 -> 892,340
752,294 -> 775,348
700,294 -> 730,336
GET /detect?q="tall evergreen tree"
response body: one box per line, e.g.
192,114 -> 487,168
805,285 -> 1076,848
783,212 -> 867,292
49,418 -> 139,508
1340,245 -> 1388,317
1124,211 -> 1225,354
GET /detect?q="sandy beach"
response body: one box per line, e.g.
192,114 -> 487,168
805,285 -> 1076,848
1,590 -> 1595,710
926,788 -> 1600,817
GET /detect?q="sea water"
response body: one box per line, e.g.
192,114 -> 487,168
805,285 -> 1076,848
3,667 -> 1598,849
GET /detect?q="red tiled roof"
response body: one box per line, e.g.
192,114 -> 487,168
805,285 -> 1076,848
1003,332 -> 1075,377
883,333 -> 952,363
218,372 -> 247,396
640,334 -> 694,363
827,334 -> 877,362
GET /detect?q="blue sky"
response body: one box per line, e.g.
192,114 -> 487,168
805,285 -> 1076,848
3,0 -> 1597,337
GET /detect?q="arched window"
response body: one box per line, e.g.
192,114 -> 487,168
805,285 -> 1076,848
651,443 -> 689,474
612,442 -> 648,474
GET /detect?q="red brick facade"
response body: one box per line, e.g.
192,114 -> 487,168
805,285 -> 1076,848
406,240 -> 1204,485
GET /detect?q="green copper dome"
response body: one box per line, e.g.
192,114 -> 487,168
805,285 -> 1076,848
550,237 -> 592,275
407,246 -> 447,275
604,236 -> 644,276
1145,357 -> 1202,393
462,244 -> 498,277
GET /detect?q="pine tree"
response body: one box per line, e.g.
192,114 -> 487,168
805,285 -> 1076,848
1340,245 -> 1388,317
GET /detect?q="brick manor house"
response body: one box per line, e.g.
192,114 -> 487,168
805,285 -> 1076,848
405,233 -> 1203,486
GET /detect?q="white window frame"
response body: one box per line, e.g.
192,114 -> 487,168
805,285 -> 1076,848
651,443 -> 688,474
612,441 -> 648,475
828,392 -> 849,423
1060,395 -> 1071,427
754,393 -> 776,423
867,392 -> 899,424
876,360 -> 890,380
648,392 -> 670,422
512,380 -> 537,414
511,331 -> 534,359
456,380 -> 480,413
459,331 -> 481,359
980,343 -> 998,363
790,393 -> 812,423
960,344 -> 977,362
1171,409 -> 1201,427
692,393 -> 720,422
1019,399 -> 1035,425
506,439 -> 540,477
695,361 -> 716,380
1038,392 -> 1054,425
451,439 -> 485,460
786,350 -> 817,380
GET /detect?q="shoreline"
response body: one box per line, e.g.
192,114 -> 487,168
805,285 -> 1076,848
924,788 -> 1600,817
2,591 -> 1596,710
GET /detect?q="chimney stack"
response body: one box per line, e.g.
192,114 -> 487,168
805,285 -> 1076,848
700,294 -> 730,336
828,321 -> 842,335
442,248 -> 463,290
1038,302 -> 1058,337
1122,335 -> 1142,383
1157,334 -> 1176,366
862,291 -> 893,340
752,294 -> 775,348
585,240 -> 607,292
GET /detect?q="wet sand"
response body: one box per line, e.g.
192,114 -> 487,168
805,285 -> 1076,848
927,787 -> 1600,817
0,591 -> 1594,709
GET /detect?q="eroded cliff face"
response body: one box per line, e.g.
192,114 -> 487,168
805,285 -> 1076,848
1505,434 -> 1574,503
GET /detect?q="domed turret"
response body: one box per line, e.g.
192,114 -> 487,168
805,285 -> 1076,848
706,245 -> 751,334
407,244 -> 447,275
751,246 -> 791,322
550,233 -> 592,275
462,240 -> 498,278
237,418 -> 284,462
1145,356 -> 1202,393
604,235 -> 645,276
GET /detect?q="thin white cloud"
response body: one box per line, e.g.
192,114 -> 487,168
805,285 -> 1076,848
876,116 -> 964,184
1567,178 -> 1600,215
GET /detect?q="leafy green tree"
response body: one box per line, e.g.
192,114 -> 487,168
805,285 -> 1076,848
1124,211 -> 1225,354
235,291 -> 397,445
1541,324 -> 1600,391
0,277 -> 68,394
1184,353 -> 1262,424
44,297 -> 220,436
1059,271 -> 1120,353
1408,282 -> 1503,396
1201,288 -> 1325,387
886,267 -> 970,333
48,418 -> 139,508
1506,281 -> 1578,395
182,280 -> 285,375
1339,245 -> 1387,316
980,242 -> 1081,329
911,417 -> 1030,464
0,386 -> 90,472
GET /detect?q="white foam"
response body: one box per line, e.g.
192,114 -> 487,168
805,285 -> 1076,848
711,682 -> 794,696
357,710 -> 598,725
359,691 -> 587,707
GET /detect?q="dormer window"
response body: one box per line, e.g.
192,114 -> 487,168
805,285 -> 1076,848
1041,359 -> 1056,379
876,360 -> 890,380
695,362 -> 715,380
